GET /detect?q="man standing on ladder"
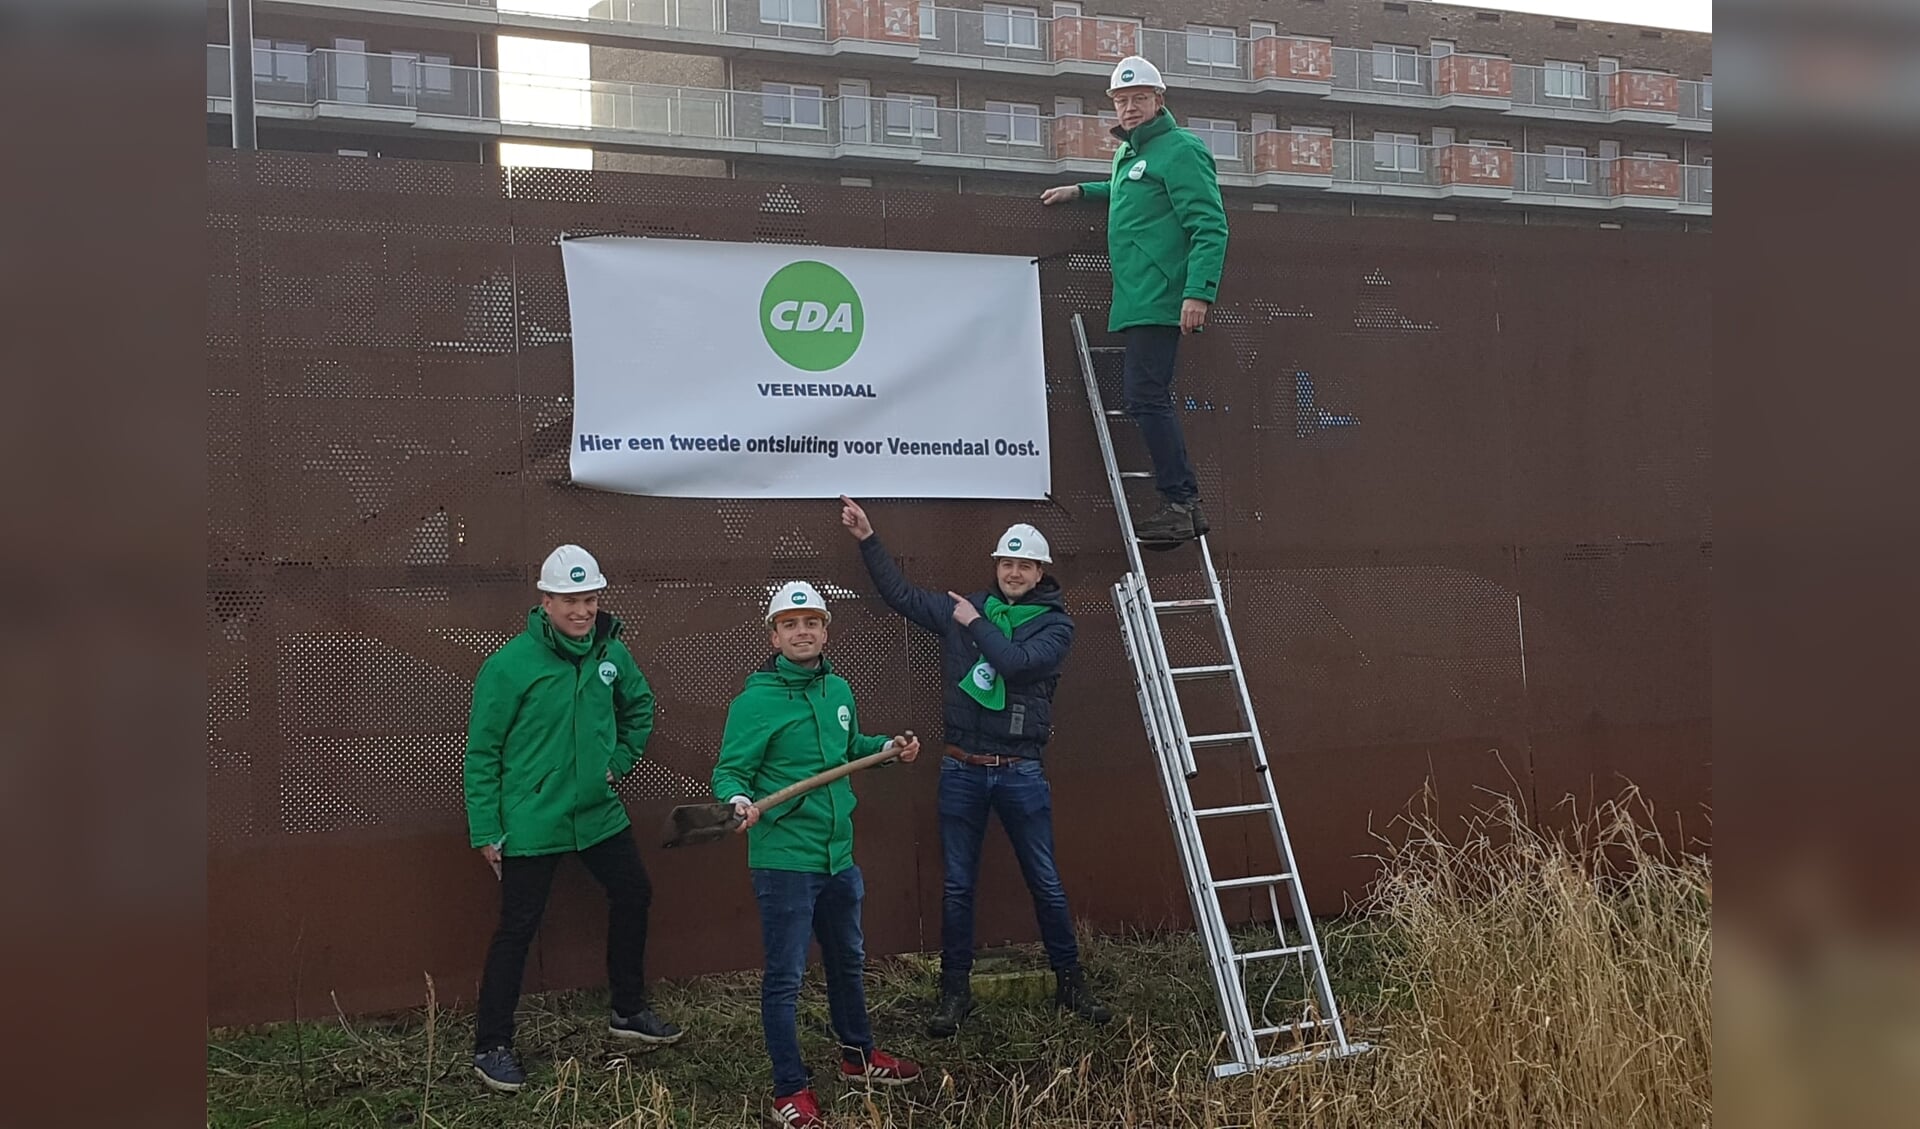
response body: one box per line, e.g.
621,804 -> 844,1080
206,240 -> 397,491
1042,54 -> 1229,546
839,497 -> 1112,1037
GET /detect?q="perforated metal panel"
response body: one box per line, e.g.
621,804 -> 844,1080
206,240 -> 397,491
207,152 -> 1710,1026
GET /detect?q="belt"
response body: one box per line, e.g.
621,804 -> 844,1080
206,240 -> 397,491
944,746 -> 1028,767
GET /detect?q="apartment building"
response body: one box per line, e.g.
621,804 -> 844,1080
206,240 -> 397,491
206,0 -> 1712,227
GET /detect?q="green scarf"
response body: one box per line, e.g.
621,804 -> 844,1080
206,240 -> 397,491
958,596 -> 1050,710
539,609 -> 595,661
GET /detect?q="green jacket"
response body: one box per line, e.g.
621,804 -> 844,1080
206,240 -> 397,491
1077,108 -> 1230,332
463,608 -> 655,856
710,654 -> 892,874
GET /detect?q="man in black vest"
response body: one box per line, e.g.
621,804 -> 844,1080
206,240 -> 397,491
840,497 -> 1112,1036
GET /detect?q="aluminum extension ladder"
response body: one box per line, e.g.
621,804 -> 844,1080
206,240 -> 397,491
1071,313 -> 1369,1077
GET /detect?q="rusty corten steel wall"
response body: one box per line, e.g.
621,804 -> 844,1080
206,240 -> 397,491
207,152 -> 1710,1027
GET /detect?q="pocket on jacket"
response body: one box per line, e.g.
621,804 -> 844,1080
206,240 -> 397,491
1131,238 -> 1185,288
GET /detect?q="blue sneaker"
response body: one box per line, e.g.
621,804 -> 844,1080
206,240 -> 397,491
472,1045 -> 526,1093
608,1006 -> 684,1045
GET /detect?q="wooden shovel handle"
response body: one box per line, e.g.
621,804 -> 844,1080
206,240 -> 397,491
755,742 -> 904,811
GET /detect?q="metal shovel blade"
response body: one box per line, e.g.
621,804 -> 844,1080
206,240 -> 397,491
660,802 -> 742,848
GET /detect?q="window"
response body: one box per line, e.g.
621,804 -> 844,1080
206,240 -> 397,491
840,80 -> 870,142
1468,138 -> 1510,147
984,5 -> 1040,49
1373,131 -> 1421,172
1544,59 -> 1587,99
1632,150 -> 1667,159
762,82 -> 824,128
920,0 -> 936,38
418,52 -> 453,95
1053,2 -> 1080,15
885,93 -> 939,137
985,100 -> 1041,144
1190,117 -> 1239,159
392,51 -> 418,97
1544,144 -> 1588,183
252,37 -> 308,84
1371,43 -> 1419,85
761,0 -> 823,28
1701,75 -> 1712,110
1250,21 -> 1276,40
337,148 -> 370,157
1186,25 -> 1237,70
1430,39 -> 1454,57
1251,112 -> 1276,133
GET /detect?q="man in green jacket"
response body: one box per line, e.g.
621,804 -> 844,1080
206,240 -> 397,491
1043,54 -> 1229,545
712,580 -> 923,1129
463,544 -> 684,1094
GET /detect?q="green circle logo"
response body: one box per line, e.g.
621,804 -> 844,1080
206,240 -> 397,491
761,261 -> 863,372
791,591 -> 806,604
1008,538 -> 1022,551
569,566 -> 586,582
1121,68 -> 1135,82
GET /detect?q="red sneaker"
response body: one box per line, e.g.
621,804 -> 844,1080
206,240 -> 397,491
770,1088 -> 826,1127
838,1048 -> 922,1086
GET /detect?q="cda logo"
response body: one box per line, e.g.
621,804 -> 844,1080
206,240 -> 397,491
760,260 -> 863,372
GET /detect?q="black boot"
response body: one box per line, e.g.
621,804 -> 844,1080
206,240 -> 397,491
1133,500 -> 1202,544
1055,967 -> 1113,1025
927,974 -> 974,1038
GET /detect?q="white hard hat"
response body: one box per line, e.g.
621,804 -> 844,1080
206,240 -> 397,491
537,544 -> 607,593
766,580 -> 831,626
992,523 -> 1053,565
1108,55 -> 1166,94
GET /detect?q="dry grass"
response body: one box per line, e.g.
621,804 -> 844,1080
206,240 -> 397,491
209,786 -> 1709,1128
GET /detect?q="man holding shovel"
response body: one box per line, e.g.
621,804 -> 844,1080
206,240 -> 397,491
839,499 -> 1112,1038
710,580 -> 923,1129
463,544 -> 684,1095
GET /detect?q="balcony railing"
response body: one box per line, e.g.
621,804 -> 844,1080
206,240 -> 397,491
213,44 -> 501,118
1684,163 -> 1713,205
1678,79 -> 1713,123
207,46 -> 1710,210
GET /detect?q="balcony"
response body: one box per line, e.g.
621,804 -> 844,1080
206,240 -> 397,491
207,45 -> 1710,214
255,1 -> 1710,133
1677,79 -> 1713,129
1683,163 -> 1713,205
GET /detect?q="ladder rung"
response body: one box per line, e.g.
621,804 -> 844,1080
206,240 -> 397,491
1250,1019 -> 1336,1038
1152,598 -> 1218,612
1188,731 -> 1254,747
1212,872 -> 1293,891
1105,409 -> 1128,417
1118,471 -> 1152,479
1088,346 -> 1127,354
1170,664 -> 1234,680
1192,802 -> 1271,819
1234,944 -> 1314,963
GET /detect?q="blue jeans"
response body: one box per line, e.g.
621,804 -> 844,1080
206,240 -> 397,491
752,866 -> 875,1098
938,756 -> 1080,983
1122,324 -> 1199,505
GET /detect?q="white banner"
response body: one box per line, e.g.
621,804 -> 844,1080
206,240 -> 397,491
560,237 -> 1050,499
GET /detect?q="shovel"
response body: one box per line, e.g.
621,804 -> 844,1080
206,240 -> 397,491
659,734 -> 912,849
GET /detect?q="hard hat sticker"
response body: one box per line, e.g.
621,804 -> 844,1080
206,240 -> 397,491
1128,160 -> 1148,180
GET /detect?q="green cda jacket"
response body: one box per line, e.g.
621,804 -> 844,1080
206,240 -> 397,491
464,608 -> 655,857
1077,107 -> 1230,332
710,654 -> 892,875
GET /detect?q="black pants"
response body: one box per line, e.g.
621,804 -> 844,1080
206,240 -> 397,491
1122,324 -> 1200,504
473,829 -> 653,1051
